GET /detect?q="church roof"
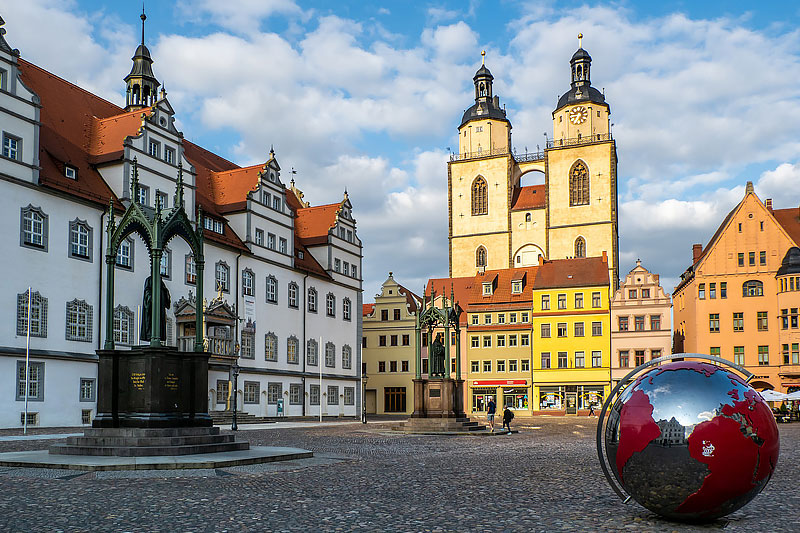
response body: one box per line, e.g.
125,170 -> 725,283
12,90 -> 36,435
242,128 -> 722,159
511,184 -> 545,210
555,85 -> 606,111
460,101 -> 508,128
571,47 -> 591,62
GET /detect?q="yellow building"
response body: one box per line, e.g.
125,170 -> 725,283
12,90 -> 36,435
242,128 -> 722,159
448,39 -> 619,287
362,273 -> 421,415
531,255 -> 612,414
673,183 -> 800,394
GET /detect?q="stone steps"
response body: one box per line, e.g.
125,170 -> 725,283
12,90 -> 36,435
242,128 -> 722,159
392,416 -> 488,433
209,411 -> 272,425
49,427 -> 250,457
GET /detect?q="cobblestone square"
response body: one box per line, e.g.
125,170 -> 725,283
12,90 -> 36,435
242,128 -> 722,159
0,417 -> 796,532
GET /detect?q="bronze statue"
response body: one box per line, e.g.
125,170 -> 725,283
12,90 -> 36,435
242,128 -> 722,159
430,332 -> 446,377
140,275 -> 171,341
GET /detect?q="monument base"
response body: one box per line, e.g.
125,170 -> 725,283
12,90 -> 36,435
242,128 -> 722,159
49,426 -> 247,457
93,346 -> 212,428
395,378 -> 483,432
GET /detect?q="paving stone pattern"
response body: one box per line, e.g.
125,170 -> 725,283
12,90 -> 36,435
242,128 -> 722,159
0,418 -> 796,532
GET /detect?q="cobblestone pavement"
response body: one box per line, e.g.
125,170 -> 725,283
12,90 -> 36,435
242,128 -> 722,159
0,417 -> 796,532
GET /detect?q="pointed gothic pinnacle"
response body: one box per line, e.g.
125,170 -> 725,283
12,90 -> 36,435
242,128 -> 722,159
131,157 -> 140,202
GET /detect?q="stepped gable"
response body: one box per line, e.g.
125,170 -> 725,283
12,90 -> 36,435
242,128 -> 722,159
17,59 -> 122,208
396,283 -> 421,313
532,256 -> 609,289
511,184 -> 545,210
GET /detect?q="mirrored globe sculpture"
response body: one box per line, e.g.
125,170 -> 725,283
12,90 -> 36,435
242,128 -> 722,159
597,355 -> 780,522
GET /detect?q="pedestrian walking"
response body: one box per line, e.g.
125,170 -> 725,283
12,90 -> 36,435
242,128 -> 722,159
487,397 -> 496,432
588,402 -> 595,417
502,406 -> 514,433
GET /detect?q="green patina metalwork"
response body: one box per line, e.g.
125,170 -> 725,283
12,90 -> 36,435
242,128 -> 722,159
104,158 -> 205,351
415,286 -> 463,380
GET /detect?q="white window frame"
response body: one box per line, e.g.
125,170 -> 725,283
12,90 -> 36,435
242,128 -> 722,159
65,299 -> 92,342
3,132 -> 21,160
20,205 -> 48,251
69,219 -> 92,261
242,269 -> 255,297
215,261 -> 230,293
266,275 -> 278,303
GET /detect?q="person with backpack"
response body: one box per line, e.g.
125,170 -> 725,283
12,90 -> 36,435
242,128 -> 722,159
486,397 -> 496,432
502,406 -> 514,433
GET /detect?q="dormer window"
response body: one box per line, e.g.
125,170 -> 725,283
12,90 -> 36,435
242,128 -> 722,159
483,282 -> 493,296
203,217 -> 223,234
511,280 -> 522,294
65,165 -> 77,180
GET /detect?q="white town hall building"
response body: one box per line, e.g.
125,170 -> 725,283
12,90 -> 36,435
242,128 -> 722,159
0,16 -> 363,427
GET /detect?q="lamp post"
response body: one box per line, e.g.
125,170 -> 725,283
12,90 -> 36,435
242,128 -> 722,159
231,355 -> 240,432
362,373 -> 369,424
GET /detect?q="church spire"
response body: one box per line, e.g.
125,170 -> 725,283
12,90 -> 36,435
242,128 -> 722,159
124,7 -> 160,111
570,33 -> 591,89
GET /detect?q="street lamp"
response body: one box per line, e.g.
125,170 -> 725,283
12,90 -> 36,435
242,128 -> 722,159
362,372 -> 369,424
231,355 -> 240,432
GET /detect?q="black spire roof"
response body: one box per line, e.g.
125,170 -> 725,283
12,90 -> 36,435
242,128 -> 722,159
555,37 -> 607,112
460,60 -> 509,128
777,247 -> 800,277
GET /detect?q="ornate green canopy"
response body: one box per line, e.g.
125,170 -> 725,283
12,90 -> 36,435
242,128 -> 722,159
104,158 -> 206,351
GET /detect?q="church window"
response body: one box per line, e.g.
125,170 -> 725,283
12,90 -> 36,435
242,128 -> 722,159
569,161 -> 590,206
476,246 -> 487,268
471,177 -> 487,215
574,237 -> 586,258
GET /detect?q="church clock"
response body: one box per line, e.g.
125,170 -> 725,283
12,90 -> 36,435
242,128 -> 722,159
569,106 -> 588,124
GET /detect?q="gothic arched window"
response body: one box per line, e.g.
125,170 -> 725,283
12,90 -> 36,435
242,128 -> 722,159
472,176 -> 487,215
476,246 -> 487,268
574,237 -> 586,258
569,161 -> 590,206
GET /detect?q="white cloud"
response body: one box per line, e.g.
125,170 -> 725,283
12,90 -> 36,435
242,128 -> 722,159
177,0 -> 304,34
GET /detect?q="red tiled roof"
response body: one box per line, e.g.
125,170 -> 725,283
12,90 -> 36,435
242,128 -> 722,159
295,203 -> 340,245
511,184 -> 545,210
772,207 -> 800,247
18,59 -> 122,208
90,108 -> 151,156
532,256 -> 609,289
293,236 -> 329,279
395,283 -> 421,313
470,267 -> 538,305
363,303 -> 375,317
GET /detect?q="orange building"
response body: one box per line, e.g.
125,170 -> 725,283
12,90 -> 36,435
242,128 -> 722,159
673,182 -> 800,393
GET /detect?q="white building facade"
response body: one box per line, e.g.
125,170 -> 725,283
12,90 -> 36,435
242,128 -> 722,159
0,17 -> 362,427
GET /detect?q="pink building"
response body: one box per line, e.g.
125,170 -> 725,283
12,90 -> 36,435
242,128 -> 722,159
611,261 -> 672,385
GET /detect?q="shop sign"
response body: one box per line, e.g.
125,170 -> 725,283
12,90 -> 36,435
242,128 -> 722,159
472,379 -> 527,386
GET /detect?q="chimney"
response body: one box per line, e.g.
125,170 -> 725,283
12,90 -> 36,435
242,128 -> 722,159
602,250 -> 608,263
766,198 -> 772,210
692,244 -> 703,263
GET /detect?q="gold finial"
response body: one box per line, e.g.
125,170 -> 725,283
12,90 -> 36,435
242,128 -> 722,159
481,50 -> 485,65
578,33 -> 583,48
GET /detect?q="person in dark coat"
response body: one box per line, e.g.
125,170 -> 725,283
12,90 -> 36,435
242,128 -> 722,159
486,397 -> 496,432
502,406 -> 514,433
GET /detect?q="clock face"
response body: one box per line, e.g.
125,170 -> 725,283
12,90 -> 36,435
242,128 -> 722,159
569,106 -> 588,125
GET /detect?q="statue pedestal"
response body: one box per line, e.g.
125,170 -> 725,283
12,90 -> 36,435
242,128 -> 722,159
411,378 -> 465,418
93,346 -> 211,428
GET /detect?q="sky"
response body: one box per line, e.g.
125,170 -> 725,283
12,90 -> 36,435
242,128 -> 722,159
3,1 -> 800,301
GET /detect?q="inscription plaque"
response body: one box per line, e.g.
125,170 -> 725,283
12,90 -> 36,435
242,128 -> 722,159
130,372 -> 146,391
429,389 -> 441,398
164,373 -> 179,391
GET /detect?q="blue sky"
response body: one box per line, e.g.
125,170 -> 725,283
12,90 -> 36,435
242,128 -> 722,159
4,1 -> 800,299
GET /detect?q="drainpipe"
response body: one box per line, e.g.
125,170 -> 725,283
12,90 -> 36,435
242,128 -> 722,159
301,273 -> 308,417
98,209 -> 105,351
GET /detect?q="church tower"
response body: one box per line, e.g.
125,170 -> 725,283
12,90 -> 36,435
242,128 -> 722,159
546,34 -> 618,286
448,52 -> 514,277
124,9 -> 160,111
446,38 -> 619,287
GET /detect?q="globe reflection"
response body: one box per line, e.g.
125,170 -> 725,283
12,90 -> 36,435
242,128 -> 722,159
601,360 -> 779,522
